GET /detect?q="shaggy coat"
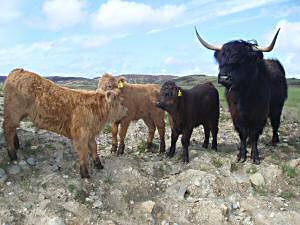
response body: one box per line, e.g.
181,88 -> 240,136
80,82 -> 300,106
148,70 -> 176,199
3,69 -> 127,178
157,81 -> 219,163
215,41 -> 287,164
97,74 -> 165,155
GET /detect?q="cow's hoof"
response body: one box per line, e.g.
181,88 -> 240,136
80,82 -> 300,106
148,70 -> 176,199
202,143 -> 209,149
94,160 -> 104,170
236,154 -> 241,162
159,144 -> 166,153
117,144 -> 125,156
183,158 -> 190,164
167,150 -> 175,158
111,144 -> 117,153
240,156 -> 247,163
253,158 -> 260,165
81,173 -> 90,179
212,145 -> 218,151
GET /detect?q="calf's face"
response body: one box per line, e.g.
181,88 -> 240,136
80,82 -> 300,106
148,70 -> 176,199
156,81 -> 181,113
98,74 -> 125,91
106,90 -> 127,122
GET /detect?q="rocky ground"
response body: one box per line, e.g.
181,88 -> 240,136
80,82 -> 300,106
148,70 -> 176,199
0,94 -> 299,225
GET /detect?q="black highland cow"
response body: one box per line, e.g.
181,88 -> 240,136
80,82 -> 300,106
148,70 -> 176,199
156,81 -> 219,163
195,28 -> 287,164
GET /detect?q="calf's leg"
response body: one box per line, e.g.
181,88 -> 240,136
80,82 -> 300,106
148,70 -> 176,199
153,113 -> 165,153
236,128 -> 247,163
269,109 -> 282,144
202,125 -> 210,149
181,129 -> 193,163
73,138 -> 90,179
89,139 -> 104,170
111,122 -> 119,153
167,129 -> 179,158
143,117 -> 156,151
211,125 -> 218,151
117,120 -> 130,155
249,131 -> 261,164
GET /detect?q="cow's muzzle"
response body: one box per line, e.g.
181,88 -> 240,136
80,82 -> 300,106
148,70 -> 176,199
218,74 -> 232,88
156,101 -> 165,109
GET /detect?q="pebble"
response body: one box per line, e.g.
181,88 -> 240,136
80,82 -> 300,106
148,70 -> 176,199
26,157 -> 36,166
93,200 -> 103,209
0,168 -> 8,184
47,217 -> 66,225
7,165 -> 21,175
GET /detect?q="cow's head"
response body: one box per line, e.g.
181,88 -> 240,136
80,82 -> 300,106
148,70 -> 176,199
194,27 -> 280,89
98,73 -> 126,91
105,90 -> 128,122
156,81 -> 183,113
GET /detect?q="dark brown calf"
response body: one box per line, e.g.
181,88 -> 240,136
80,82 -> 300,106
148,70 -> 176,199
157,81 -> 219,163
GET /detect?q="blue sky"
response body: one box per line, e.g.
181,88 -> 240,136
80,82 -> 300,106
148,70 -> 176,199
0,0 -> 299,78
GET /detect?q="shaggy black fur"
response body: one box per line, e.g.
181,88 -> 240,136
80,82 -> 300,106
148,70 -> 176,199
215,40 -> 287,164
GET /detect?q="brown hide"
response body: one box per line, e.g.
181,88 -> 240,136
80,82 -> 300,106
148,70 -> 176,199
3,69 -> 127,178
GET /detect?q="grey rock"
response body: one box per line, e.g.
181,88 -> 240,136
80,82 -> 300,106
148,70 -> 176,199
7,164 -> 21,175
0,168 -> 7,184
93,200 -> 104,209
140,200 -> 155,213
26,157 -> 36,166
47,217 -> 66,225
249,173 -> 265,186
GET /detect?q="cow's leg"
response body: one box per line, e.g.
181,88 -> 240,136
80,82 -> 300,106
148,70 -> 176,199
3,107 -> 25,162
211,124 -> 218,151
143,117 -> 156,151
154,113 -> 166,153
89,139 -> 104,170
111,122 -> 119,153
269,108 -> 282,145
73,137 -> 90,179
117,120 -> 130,155
202,125 -> 210,149
249,132 -> 260,164
181,128 -> 193,163
167,129 -> 179,158
236,129 -> 247,163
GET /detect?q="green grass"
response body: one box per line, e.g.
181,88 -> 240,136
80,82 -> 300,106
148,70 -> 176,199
74,189 -> 88,204
68,184 -> 76,193
279,191 -> 296,199
246,166 -> 258,175
212,157 -> 223,168
281,164 -> 298,178
103,124 -> 112,134
137,141 -> 147,153
256,185 -> 268,196
285,87 -> 300,121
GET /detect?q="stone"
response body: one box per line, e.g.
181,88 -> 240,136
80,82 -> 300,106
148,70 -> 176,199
0,168 -> 8,184
47,217 -> 66,225
288,158 -> 300,168
7,164 -> 21,175
93,200 -> 103,209
26,157 -> 36,166
249,173 -> 265,186
140,200 -> 155,214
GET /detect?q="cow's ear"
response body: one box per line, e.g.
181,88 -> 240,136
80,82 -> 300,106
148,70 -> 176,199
105,90 -> 116,103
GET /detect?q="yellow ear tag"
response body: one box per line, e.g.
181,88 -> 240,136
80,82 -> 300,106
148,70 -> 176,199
118,80 -> 124,89
178,90 -> 182,97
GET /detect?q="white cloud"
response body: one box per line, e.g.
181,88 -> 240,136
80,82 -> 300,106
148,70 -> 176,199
92,0 -> 185,29
263,20 -> 300,77
0,0 -> 22,23
164,56 -> 182,65
42,0 -> 87,30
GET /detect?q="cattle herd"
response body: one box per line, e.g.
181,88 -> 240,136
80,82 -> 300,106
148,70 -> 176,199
2,28 -> 288,178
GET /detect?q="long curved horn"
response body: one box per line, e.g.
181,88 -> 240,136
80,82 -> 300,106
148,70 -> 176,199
256,28 -> 280,52
194,26 -> 222,51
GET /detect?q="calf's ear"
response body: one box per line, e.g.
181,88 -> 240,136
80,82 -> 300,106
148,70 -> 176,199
105,90 -> 117,103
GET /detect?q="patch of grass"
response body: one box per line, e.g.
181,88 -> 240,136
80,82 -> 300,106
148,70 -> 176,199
212,157 -> 223,168
103,175 -> 114,185
137,141 -> 147,153
68,184 -> 76,193
19,180 -> 31,191
103,124 -> 112,134
279,191 -> 296,199
246,166 -> 258,175
0,161 -> 10,170
256,185 -> 268,196
230,163 -> 239,172
281,164 -> 298,178
74,189 -> 88,204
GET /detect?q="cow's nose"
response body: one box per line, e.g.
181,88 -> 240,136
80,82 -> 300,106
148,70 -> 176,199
156,101 -> 163,108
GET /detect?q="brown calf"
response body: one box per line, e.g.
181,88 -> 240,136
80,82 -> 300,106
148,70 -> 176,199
3,69 -> 127,178
97,74 -> 165,155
